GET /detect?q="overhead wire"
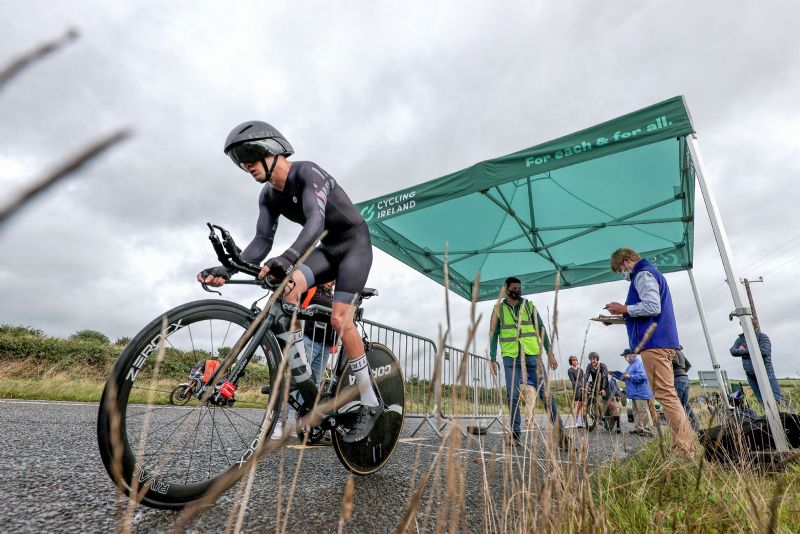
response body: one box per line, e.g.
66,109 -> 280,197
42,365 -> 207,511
683,231 -> 800,321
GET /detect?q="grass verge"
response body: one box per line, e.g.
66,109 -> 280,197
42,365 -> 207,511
591,440 -> 800,532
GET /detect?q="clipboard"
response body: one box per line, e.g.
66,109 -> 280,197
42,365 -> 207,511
590,314 -> 625,325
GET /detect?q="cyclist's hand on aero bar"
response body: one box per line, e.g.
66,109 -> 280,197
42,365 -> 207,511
261,254 -> 294,281
198,265 -> 234,287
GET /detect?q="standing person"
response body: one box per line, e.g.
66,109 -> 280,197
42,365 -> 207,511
584,352 -> 608,429
301,280 -> 337,386
672,347 -> 699,431
730,329 -> 790,409
198,121 -> 379,444
618,349 -> 654,437
605,248 -> 695,457
567,355 -> 585,428
584,352 -> 609,402
489,277 -> 566,447
605,376 -> 623,434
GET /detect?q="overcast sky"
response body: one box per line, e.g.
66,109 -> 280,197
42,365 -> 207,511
2,1 -> 799,383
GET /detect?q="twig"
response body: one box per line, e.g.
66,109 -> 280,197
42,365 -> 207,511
0,28 -> 79,90
0,129 -> 132,226
766,480 -> 789,534
337,477 -> 355,534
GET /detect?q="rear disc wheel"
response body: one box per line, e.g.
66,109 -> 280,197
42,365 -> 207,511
332,343 -> 404,475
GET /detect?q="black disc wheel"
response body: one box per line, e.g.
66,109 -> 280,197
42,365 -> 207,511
331,343 -> 404,475
97,299 -> 282,510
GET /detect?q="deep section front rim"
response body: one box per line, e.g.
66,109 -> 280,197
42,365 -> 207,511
97,299 -> 282,509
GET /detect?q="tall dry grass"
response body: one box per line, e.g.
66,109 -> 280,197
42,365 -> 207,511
95,254 -> 798,533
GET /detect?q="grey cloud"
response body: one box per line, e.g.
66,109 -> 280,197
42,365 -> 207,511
2,1 -> 800,381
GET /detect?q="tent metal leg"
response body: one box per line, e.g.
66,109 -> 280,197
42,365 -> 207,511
687,134 -> 788,452
687,268 -> 731,411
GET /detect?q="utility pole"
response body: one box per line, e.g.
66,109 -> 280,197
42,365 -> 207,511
742,277 -> 764,331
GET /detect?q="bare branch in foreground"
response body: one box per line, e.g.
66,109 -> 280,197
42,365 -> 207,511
0,129 -> 132,227
0,28 -> 79,90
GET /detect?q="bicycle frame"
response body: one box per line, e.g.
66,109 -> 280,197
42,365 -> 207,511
199,223 -> 379,421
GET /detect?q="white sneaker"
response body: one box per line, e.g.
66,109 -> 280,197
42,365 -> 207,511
271,418 -> 283,440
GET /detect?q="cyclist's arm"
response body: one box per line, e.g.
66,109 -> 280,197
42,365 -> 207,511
283,166 -> 329,262
241,189 -> 279,264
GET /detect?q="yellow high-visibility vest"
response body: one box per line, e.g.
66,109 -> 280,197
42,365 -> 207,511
496,299 -> 540,358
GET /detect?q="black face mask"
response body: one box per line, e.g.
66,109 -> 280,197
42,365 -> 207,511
507,290 -> 522,300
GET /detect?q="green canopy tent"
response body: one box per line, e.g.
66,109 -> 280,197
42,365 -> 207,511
356,96 -> 695,301
355,95 -> 791,451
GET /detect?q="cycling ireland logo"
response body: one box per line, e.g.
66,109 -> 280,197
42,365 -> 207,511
360,191 -> 416,223
361,204 -> 375,222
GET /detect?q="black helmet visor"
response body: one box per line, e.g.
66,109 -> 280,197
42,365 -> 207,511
226,140 -> 272,169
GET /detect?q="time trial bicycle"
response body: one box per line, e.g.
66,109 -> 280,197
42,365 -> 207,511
96,224 -> 405,510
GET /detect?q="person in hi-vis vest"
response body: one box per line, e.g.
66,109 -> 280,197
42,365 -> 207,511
189,353 -> 221,385
490,277 -> 566,447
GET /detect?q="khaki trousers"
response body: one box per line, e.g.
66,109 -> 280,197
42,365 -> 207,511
631,399 -> 653,433
640,348 -> 696,457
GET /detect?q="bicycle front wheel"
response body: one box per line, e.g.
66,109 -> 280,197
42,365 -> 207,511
169,384 -> 193,406
586,397 -> 600,432
97,299 -> 282,510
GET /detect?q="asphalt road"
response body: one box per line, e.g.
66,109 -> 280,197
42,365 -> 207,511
0,399 -> 650,533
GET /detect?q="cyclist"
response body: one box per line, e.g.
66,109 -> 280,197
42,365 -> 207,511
197,121 -> 379,444
584,351 -> 609,403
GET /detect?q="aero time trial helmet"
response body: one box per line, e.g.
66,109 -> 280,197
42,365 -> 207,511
223,121 -> 294,170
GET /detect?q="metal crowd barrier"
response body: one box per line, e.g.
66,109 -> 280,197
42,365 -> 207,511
303,315 -> 509,438
361,319 -> 442,436
440,345 -> 506,436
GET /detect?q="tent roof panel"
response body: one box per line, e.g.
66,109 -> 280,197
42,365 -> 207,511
356,97 -> 696,301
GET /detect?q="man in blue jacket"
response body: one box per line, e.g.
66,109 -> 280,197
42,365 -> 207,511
619,348 -> 654,436
730,329 -> 790,409
605,248 -> 695,457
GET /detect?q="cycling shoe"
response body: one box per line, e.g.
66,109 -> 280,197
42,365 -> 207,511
339,404 -> 384,444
